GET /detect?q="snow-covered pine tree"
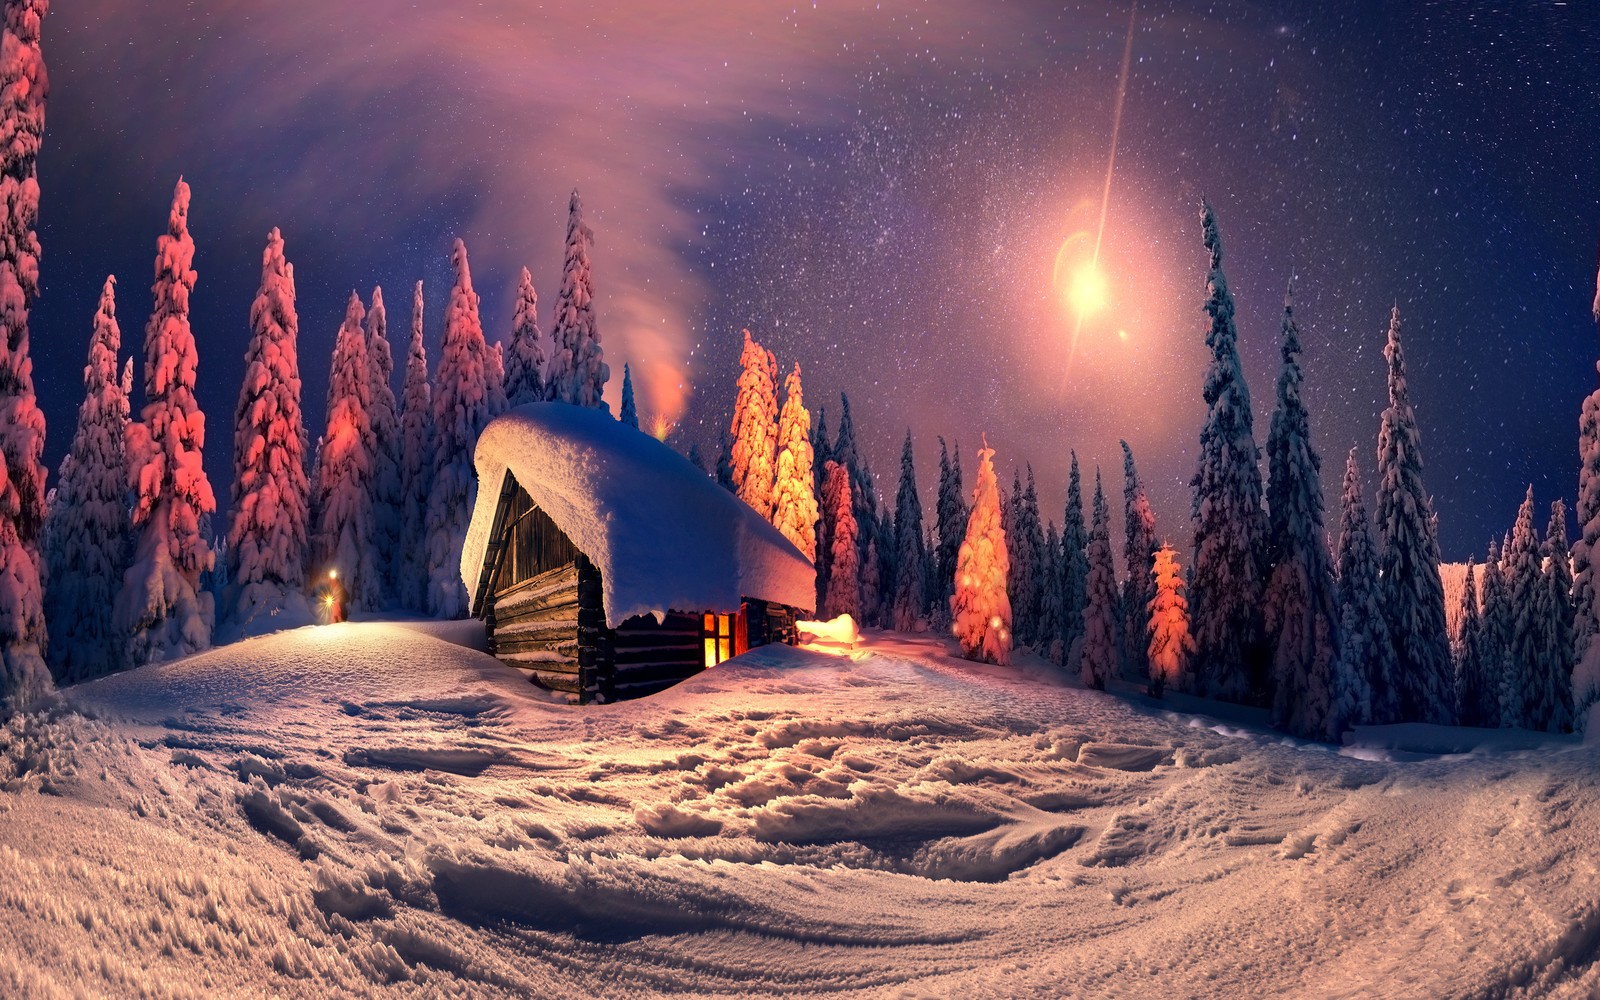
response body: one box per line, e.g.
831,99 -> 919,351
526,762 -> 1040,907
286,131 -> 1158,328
313,292 -> 381,612
934,436 -> 967,623
44,276 -> 131,681
860,532 -> 882,629
715,428 -> 736,494
1454,559 -> 1489,726
1572,266 -> 1600,733
1189,201 -> 1267,703
1040,522 -> 1065,662
117,178 -> 217,667
1061,452 -> 1090,672
396,281 -> 432,612
225,229 -> 309,634
425,239 -> 493,618
833,393 -> 880,575
1146,542 -> 1195,698
1003,470 -> 1021,641
504,266 -> 547,407
771,362 -> 818,562
365,285 -> 402,605
820,461 -> 859,621
548,189 -> 608,408
485,340 -> 508,418
1120,440 -> 1160,682
619,363 -> 639,429
1375,305 -> 1453,724
1474,538 -> 1509,728
1331,449 -> 1383,729
891,430 -> 927,631
1082,470 -> 1120,690
812,405 -> 831,502
728,329 -> 779,516
1017,467 -> 1046,648
1263,287 -> 1339,739
950,440 -> 1010,664
0,0 -> 51,704
1533,501 -> 1575,732
1503,486 -> 1542,729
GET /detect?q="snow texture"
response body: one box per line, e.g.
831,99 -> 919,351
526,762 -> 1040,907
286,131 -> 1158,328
770,362 -> 818,563
0,619 -> 1590,996
461,402 -> 815,628
44,275 -> 130,682
116,178 -> 217,668
396,281 -> 432,612
425,240 -> 492,619
950,441 -> 1010,664
0,0 -> 50,706
225,229 -> 310,636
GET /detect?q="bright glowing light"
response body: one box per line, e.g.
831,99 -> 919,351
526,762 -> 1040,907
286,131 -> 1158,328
651,415 -> 672,441
1067,263 -> 1109,318
328,568 -> 339,580
1117,328 -> 1129,341
323,596 -> 334,607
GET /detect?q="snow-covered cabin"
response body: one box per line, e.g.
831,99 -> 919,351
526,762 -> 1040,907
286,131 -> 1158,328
461,403 -> 815,703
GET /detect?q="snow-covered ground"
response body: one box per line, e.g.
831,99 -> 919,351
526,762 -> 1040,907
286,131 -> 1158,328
1,621 -> 1597,997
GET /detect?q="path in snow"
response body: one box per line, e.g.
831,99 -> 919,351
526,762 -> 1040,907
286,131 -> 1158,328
0,621 -> 1595,997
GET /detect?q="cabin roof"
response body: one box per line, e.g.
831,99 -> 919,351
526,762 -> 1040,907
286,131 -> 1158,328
461,402 -> 815,628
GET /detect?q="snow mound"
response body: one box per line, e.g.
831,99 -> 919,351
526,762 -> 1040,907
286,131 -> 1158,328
462,403 -> 814,626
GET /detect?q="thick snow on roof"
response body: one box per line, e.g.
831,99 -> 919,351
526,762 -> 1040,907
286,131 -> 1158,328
461,403 -> 815,626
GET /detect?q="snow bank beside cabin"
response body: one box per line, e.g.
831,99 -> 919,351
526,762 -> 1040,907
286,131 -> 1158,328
462,403 -> 814,626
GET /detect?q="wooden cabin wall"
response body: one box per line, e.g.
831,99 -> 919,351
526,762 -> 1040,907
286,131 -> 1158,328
487,562 -> 581,694
609,612 -> 705,699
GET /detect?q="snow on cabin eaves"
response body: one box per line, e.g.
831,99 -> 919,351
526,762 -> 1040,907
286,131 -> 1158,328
462,402 -> 816,628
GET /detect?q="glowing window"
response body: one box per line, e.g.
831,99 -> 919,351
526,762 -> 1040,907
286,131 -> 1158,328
702,613 -> 734,667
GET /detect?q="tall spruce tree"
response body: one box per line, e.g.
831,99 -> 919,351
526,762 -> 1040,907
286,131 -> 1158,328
1534,501 -> 1575,732
1263,288 -> 1339,738
772,362 -> 818,563
1081,470 -> 1120,690
548,189 -> 608,408
1332,449 -> 1384,728
313,293 -> 381,612
619,363 -> 639,429
951,440 -> 1010,664
1503,486 -> 1542,729
1572,266 -> 1600,732
891,430 -> 927,630
45,276 -> 130,681
1189,201 -> 1267,702
117,178 -> 217,666
934,436 -> 967,622
728,329 -> 779,516
820,461 -> 859,621
1120,440 -> 1160,681
504,266 -> 547,407
1455,559 -> 1489,726
396,281 -> 433,612
1061,452 -> 1090,672
225,229 -> 309,633
1375,305 -> 1453,723
366,285 -> 402,603
485,340 -> 508,418
1147,543 -> 1196,698
1040,522 -> 1065,662
1004,470 -> 1022,642
1474,538 -> 1510,728
0,0 -> 51,703
425,239 -> 493,617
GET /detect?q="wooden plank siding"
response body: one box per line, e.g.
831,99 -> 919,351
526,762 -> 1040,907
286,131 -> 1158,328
474,472 -> 805,704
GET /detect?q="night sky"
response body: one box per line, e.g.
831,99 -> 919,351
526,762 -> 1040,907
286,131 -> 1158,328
28,2 -> 1600,565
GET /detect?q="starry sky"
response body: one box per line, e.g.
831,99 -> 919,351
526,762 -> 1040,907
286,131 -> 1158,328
27,1 -> 1600,565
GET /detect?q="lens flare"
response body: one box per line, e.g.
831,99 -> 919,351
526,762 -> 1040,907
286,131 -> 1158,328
1067,262 -> 1109,318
